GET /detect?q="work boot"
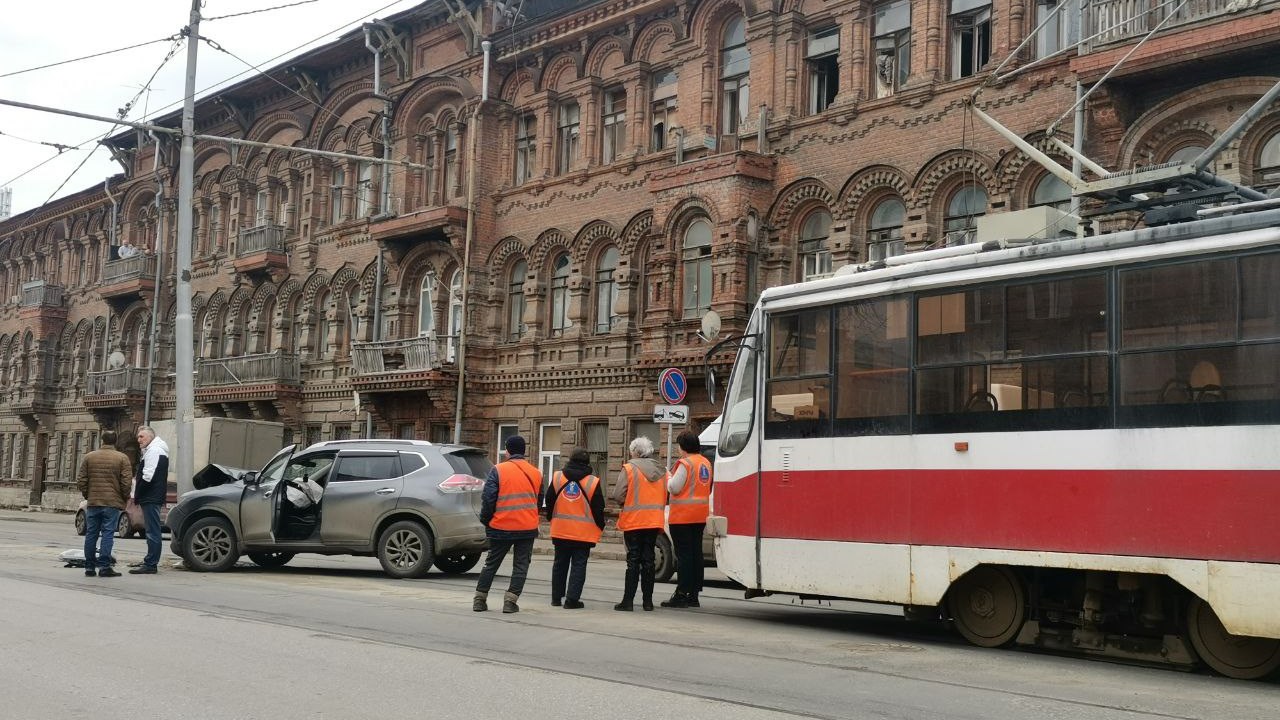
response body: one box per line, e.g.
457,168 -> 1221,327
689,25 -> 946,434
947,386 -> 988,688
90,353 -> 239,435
98,567 -> 121,578
660,592 -> 690,609
563,599 -> 584,610
472,592 -> 488,612
84,569 -> 96,577
614,601 -> 634,611
642,597 -> 655,611
687,594 -> 700,608
502,591 -> 520,614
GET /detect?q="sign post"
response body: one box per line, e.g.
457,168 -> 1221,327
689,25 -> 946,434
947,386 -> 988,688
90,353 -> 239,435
656,368 -> 689,470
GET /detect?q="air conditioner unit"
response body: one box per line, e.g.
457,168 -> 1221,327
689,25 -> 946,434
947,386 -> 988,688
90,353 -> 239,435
976,206 -> 1075,243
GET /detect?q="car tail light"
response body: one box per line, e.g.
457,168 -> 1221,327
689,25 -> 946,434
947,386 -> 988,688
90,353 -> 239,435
439,474 -> 484,493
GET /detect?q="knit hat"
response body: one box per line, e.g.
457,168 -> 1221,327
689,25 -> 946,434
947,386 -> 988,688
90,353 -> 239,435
505,435 -> 526,456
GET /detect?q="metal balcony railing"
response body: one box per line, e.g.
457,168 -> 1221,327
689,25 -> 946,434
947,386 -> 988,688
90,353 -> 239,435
1086,0 -> 1246,49
101,254 -> 157,285
351,335 -> 448,375
19,280 -> 64,308
85,367 -> 150,396
237,224 -> 287,257
196,350 -> 300,386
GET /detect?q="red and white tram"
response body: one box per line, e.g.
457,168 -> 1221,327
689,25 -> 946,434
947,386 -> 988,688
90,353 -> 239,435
707,209 -> 1280,679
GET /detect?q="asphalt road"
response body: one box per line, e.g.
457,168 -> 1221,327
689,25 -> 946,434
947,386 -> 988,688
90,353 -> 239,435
1,510 -> 1276,720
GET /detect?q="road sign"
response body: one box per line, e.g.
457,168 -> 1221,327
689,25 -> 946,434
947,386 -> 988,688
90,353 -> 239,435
653,404 -> 689,424
658,367 -> 688,405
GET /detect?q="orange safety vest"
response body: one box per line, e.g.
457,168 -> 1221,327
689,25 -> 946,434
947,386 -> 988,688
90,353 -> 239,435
489,459 -> 542,531
616,463 -> 666,531
549,472 -> 603,544
667,453 -> 712,525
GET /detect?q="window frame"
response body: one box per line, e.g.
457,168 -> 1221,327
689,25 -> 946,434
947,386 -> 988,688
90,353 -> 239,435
682,217 -> 714,319
601,87 -> 628,164
594,246 -> 620,334
557,101 -> 581,175
514,113 -> 537,186
950,2 -> 993,80
548,253 -> 572,337
507,259 -> 528,342
806,26 -> 840,115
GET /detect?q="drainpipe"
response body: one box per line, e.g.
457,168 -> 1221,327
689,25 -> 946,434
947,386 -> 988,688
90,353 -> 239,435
1072,0 -> 1087,238
453,39 -> 490,445
102,177 -> 120,371
143,131 -> 166,424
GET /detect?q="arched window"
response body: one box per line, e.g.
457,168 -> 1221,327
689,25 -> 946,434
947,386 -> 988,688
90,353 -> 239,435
447,269 -> 463,361
720,15 -> 750,145
683,218 -> 713,318
1166,145 -> 1206,164
346,287 -> 362,345
798,210 -> 833,280
602,88 -> 627,164
557,102 -> 580,175
507,259 -> 527,342
260,299 -> 276,354
1258,131 -> 1280,187
549,254 -> 571,337
132,318 -> 150,368
1031,174 -> 1071,212
869,197 -> 905,243
315,291 -> 332,360
944,185 -> 987,246
594,247 -> 619,333
418,272 -> 438,336
329,166 -> 346,225
445,126 -> 460,198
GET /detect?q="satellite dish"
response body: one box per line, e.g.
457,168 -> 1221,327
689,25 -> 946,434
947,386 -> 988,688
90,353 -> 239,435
700,310 -> 721,342
106,351 -> 127,370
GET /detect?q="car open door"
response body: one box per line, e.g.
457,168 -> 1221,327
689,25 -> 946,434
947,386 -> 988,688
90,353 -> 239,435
239,444 -> 295,545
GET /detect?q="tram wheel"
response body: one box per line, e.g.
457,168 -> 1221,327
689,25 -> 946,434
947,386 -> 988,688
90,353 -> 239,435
1186,596 -> 1280,680
948,566 -> 1026,648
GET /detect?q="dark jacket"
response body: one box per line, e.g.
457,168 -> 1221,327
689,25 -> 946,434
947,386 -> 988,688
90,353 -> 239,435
543,458 -> 606,548
134,437 -> 170,505
479,454 -> 541,541
77,447 -> 133,510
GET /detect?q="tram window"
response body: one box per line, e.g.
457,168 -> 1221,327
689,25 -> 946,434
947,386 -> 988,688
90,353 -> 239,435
916,356 -> 1110,432
1005,274 -> 1107,357
834,298 -> 910,434
1118,343 -> 1280,427
767,309 -> 833,439
917,287 -> 1003,364
1240,252 -> 1280,340
1121,258 -> 1236,350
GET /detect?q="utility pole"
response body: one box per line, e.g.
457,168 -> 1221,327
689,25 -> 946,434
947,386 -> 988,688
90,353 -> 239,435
174,0 -> 201,495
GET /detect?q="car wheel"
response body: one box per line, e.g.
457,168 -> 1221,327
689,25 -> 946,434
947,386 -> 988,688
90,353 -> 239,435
74,511 -> 86,536
377,520 -> 435,579
433,553 -> 481,575
654,533 -> 676,583
115,513 -> 131,539
247,552 -> 295,569
182,516 -> 239,573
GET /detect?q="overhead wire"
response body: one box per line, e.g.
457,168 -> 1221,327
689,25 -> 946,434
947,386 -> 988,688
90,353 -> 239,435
1,0 -> 407,217
204,0 -> 320,22
0,35 -> 179,80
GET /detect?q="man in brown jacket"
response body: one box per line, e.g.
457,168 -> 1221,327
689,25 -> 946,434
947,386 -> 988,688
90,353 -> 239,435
77,430 -> 133,578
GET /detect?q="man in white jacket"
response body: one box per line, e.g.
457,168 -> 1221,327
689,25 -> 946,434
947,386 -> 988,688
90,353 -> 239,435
129,426 -> 169,574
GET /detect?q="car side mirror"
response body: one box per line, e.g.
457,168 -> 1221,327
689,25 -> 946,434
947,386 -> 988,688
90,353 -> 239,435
242,471 -> 259,486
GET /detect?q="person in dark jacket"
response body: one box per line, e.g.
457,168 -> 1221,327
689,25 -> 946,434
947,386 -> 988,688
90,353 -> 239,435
129,426 -> 169,575
543,448 -> 606,609
474,435 -> 542,613
77,430 -> 133,577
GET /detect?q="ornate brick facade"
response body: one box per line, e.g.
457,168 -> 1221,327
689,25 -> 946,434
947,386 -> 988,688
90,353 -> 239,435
2,0 -> 1277,508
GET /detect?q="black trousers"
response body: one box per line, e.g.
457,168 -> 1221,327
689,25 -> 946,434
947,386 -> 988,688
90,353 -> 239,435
550,541 -> 591,603
669,522 -> 705,596
475,537 -> 534,597
621,528 -> 659,603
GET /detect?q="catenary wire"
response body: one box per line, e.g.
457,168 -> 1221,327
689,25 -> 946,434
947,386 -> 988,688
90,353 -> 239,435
0,35 -> 179,80
204,0 -> 320,22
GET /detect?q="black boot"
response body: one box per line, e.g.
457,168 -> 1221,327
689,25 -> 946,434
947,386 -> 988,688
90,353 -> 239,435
660,591 -> 690,608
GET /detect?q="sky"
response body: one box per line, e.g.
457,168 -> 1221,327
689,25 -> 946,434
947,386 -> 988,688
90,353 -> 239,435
0,0 -> 425,217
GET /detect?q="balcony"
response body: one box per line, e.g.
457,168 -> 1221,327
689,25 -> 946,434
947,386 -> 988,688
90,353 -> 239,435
350,335 -> 453,395
99,254 -> 157,302
195,351 -> 301,422
368,205 -> 467,261
19,281 -> 64,308
233,224 -> 289,276
1074,0 -> 1277,80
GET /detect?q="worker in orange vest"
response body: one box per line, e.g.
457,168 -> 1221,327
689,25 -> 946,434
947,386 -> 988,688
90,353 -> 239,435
662,430 -> 713,608
543,448 -> 605,609
610,435 -> 666,611
474,435 -> 542,614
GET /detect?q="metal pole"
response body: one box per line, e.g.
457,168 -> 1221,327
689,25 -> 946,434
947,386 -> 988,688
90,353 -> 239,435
174,0 -> 200,497
969,104 -> 1083,188
665,423 -> 674,472
1071,0 -> 1087,238
1192,77 -> 1280,173
143,131 -> 165,423
453,40 -> 489,444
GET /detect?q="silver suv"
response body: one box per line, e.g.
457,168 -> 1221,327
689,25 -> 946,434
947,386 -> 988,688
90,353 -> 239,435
167,439 -> 490,578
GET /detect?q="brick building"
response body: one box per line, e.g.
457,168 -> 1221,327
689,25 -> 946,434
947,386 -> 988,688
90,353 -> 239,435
1,0 -> 1277,508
